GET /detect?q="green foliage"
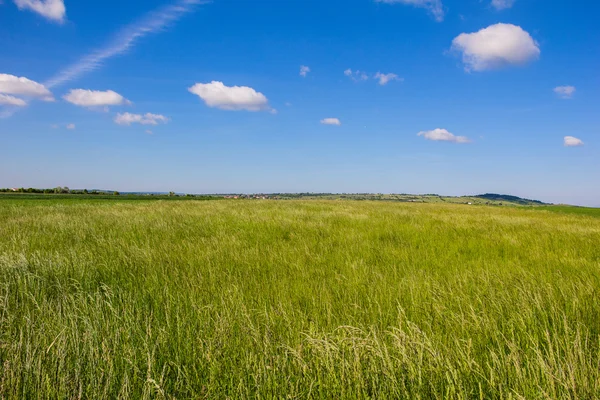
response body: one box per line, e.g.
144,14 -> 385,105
0,200 -> 599,398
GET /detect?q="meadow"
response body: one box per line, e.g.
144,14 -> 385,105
0,197 -> 599,399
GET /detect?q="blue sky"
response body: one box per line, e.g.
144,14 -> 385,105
1,0 -> 598,206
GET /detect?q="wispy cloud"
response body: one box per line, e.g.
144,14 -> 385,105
554,86 -> 576,99
564,136 -> 583,147
374,72 -> 403,85
299,65 -> 310,77
491,0 -> 515,10
114,112 -> 169,126
375,0 -> 445,22
418,128 -> 470,143
321,118 -> 341,126
344,69 -> 369,82
44,0 -> 205,89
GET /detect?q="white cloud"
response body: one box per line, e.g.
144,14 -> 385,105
145,130 -> 153,135
300,65 -> 310,77
44,0 -> 203,89
451,23 -> 540,72
554,86 -> 576,99
188,81 -> 272,112
66,123 -> 75,130
418,128 -> 470,143
63,89 -> 131,108
375,0 -> 444,22
0,73 -> 54,101
374,72 -> 403,85
321,118 -> 341,126
564,136 -> 583,147
0,94 -> 27,107
344,69 -> 369,81
114,112 -> 169,126
491,0 -> 515,10
13,0 -> 65,23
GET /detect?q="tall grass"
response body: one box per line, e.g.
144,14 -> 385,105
0,199 -> 599,398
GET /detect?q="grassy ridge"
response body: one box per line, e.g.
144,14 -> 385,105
1,199 -> 599,398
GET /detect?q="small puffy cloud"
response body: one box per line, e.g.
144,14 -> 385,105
554,86 -> 576,99
451,23 -> 540,72
63,89 -> 131,108
114,112 -> 169,126
374,72 -> 403,85
375,0 -> 444,22
300,65 -> 310,77
145,130 -> 153,135
418,128 -> 470,143
13,0 -> 65,23
344,69 -> 369,81
188,81 -> 272,112
0,94 -> 27,107
321,118 -> 341,126
66,123 -> 75,130
0,73 -> 54,101
491,0 -> 515,10
564,136 -> 583,147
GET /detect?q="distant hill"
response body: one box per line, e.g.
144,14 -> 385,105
1,189 -> 549,206
474,194 -> 547,205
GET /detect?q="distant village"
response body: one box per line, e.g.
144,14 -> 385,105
223,195 -> 270,200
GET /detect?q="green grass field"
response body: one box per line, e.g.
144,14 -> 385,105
1,198 -> 599,398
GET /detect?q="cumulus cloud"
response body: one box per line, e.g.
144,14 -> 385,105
344,69 -> 369,81
188,81 -> 272,112
451,23 -> 540,72
554,86 -> 576,99
13,0 -> 65,23
66,123 -> 75,130
375,0 -> 444,22
300,65 -> 310,77
44,0 -> 203,89
564,136 -> 583,147
418,128 -> 470,143
491,0 -> 515,10
63,89 -> 131,108
374,72 -> 403,85
321,118 -> 341,126
0,73 -> 54,101
114,112 -> 169,126
0,94 -> 27,107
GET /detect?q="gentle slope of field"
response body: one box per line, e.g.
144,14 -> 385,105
0,198 -> 599,398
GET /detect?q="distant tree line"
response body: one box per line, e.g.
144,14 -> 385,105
0,188 -> 219,200
0,187 -> 106,195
